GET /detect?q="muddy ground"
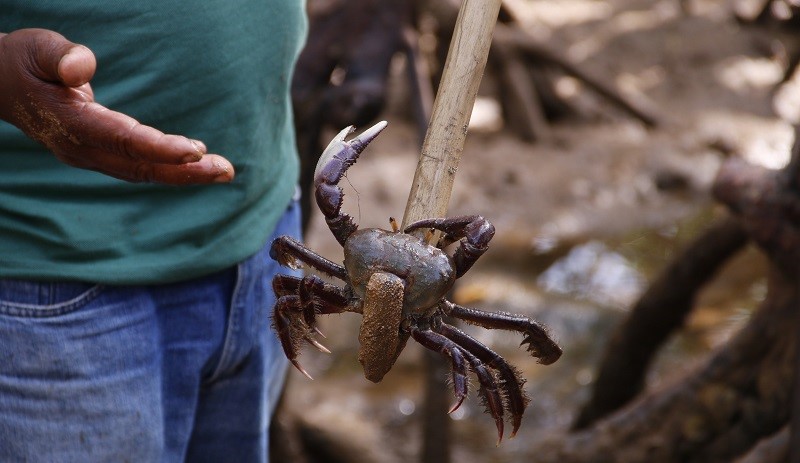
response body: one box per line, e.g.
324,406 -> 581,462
276,0 -> 794,461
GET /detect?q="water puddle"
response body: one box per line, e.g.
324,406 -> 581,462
536,240 -> 645,309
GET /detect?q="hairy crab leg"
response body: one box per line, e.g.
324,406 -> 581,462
272,295 -> 315,380
404,215 -> 495,277
314,121 -> 388,245
274,274 -> 355,329
444,301 -> 562,365
271,275 -> 354,379
435,322 -> 530,438
410,327 -> 469,413
270,235 -> 348,281
437,323 -> 506,443
274,273 -> 351,304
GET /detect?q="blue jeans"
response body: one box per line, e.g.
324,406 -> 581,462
0,199 -> 300,462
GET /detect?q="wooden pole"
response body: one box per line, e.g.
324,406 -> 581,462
404,3 -> 500,461
401,0 -> 502,229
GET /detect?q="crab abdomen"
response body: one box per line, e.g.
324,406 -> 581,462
358,271 -> 410,382
343,228 -> 456,314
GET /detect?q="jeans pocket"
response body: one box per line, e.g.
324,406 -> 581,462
0,280 -> 103,318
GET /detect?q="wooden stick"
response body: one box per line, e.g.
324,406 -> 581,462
401,0 -> 502,230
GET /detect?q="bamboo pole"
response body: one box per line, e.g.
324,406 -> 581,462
401,0 -> 502,230
404,4 -> 501,460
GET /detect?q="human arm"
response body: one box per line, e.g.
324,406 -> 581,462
0,28 -> 234,184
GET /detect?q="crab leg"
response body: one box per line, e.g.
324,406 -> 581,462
270,235 -> 348,281
314,121 -> 388,245
409,327 -> 470,413
435,322 -> 530,438
404,215 -> 495,277
273,273 -> 354,340
444,301 -> 562,366
436,323 -> 506,443
272,295 -> 315,379
271,275 -> 353,379
273,274 -> 354,317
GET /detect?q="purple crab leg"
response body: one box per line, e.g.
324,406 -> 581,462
270,235 -> 348,281
436,323 -> 506,443
314,121 -> 388,245
436,322 -> 530,438
444,301 -> 562,366
271,274 -> 355,379
404,215 -> 495,277
272,295 -> 315,379
410,327 -> 469,414
273,274 -> 353,319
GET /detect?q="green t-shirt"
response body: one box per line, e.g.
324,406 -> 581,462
0,0 -> 307,284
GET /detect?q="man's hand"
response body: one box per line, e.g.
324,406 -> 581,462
0,29 -> 235,184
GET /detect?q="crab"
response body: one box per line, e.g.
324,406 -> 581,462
269,121 -> 562,441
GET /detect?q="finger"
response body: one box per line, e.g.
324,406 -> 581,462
61,150 -> 235,185
72,102 -> 207,164
149,154 -> 235,185
57,45 -> 95,87
15,28 -> 96,87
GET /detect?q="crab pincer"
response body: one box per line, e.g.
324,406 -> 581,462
314,120 -> 388,246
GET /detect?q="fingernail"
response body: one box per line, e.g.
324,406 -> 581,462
180,140 -> 205,163
58,46 -> 93,86
181,152 -> 203,163
213,161 -> 234,183
214,172 -> 233,183
190,139 -> 207,154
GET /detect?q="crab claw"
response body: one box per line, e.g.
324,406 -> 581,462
314,120 -> 388,180
314,121 -> 388,246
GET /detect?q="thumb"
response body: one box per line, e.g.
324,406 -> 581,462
22,29 -> 96,87
57,44 -> 95,87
